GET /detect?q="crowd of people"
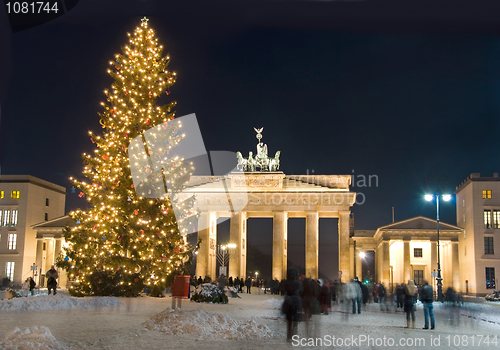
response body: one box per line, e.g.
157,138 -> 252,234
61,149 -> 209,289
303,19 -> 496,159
191,271 -> 462,341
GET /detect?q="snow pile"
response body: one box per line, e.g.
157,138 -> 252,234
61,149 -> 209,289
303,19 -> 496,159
261,298 -> 283,310
0,294 -> 121,312
0,326 -> 66,350
144,308 -> 279,340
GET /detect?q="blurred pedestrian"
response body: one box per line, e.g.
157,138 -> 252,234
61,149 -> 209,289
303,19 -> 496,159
281,268 -> 302,342
348,279 -> 362,314
404,280 -> 417,329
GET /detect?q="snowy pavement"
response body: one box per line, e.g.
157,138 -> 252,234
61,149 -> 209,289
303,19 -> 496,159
0,292 -> 499,349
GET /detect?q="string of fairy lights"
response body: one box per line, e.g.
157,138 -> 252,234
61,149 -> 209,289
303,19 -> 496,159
61,17 -> 198,295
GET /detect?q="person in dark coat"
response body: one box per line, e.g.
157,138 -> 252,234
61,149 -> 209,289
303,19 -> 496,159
396,284 -> 404,310
282,268 -> 302,342
29,277 -> 36,295
46,265 -> 59,295
420,279 -> 435,329
234,277 -> 240,292
319,280 -> 330,315
360,283 -> 369,311
197,276 -> 203,285
245,277 -> 252,293
301,277 -> 319,330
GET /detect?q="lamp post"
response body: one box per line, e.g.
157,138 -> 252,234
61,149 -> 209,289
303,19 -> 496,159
425,193 -> 452,302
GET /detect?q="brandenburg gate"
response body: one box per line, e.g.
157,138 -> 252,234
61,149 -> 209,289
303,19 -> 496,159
189,128 -> 356,281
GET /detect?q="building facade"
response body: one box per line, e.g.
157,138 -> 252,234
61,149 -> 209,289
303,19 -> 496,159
352,217 -> 462,292
0,176 -> 66,285
456,173 -> 500,296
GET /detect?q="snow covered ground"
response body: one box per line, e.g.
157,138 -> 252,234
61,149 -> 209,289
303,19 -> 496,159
0,292 -> 500,349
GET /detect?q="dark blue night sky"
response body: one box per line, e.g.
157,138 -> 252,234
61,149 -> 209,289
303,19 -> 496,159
2,0 -> 500,279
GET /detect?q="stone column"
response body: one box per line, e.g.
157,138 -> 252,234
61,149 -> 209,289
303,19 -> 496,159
196,212 -> 217,279
355,250 -> 362,281
382,241 -> 390,287
451,242 -> 460,291
273,211 -> 287,281
403,239 -> 411,283
229,212 -> 247,279
349,244 -> 355,280
338,211 -> 351,283
430,241 -> 437,282
305,211 -> 319,279
54,239 -> 62,264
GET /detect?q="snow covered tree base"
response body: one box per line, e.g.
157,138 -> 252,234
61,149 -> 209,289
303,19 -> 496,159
191,283 -> 228,304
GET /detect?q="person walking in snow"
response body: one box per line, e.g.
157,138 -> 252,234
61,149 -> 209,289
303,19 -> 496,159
245,277 -> 252,293
46,265 -> 59,295
348,279 -> 362,314
29,277 -> 36,295
404,280 -> 417,329
234,277 -> 240,292
22,278 -> 29,297
282,268 -> 302,342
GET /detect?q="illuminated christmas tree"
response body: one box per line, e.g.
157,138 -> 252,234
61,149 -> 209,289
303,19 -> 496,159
58,17 -> 197,297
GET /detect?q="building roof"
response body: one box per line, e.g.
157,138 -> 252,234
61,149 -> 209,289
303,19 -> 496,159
455,172 -> 500,193
0,175 -> 66,194
32,215 -> 75,229
376,216 -> 462,232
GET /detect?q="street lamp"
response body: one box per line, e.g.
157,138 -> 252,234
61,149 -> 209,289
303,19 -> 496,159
425,193 -> 452,302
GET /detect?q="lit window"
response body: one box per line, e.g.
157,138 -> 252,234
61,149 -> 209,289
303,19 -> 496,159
463,214 -> 466,223
5,262 -> 14,282
414,248 -> 423,258
11,191 -> 19,199
483,190 -> 492,199
3,210 -> 10,226
463,198 -> 465,207
10,210 -> 17,227
486,267 -> 496,289
485,237 -> 494,255
8,233 -> 16,250
0,191 -> 3,199
495,210 -> 500,229
484,210 -> 492,229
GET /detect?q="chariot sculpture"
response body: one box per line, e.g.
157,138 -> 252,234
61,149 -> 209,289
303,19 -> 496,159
236,127 -> 280,172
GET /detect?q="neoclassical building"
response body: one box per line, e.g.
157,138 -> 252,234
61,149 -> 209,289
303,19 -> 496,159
456,173 -> 500,296
0,176 -> 66,285
189,172 -> 356,282
351,217 -> 462,292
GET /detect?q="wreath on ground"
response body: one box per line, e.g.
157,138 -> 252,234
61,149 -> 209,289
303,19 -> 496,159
191,283 -> 228,304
